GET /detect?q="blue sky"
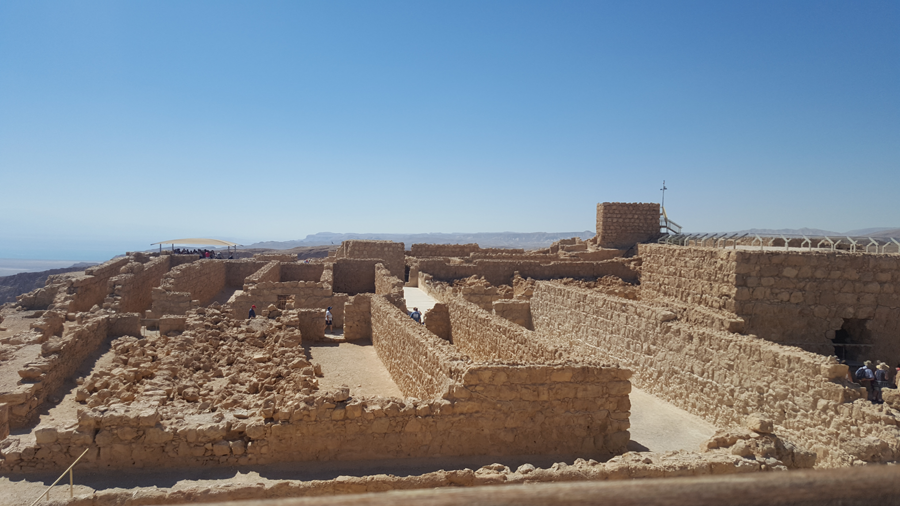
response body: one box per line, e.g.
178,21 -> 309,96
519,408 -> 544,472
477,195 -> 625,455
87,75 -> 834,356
1,1 -> 898,261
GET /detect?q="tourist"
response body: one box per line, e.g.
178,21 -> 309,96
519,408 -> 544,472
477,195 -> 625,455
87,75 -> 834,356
325,307 -> 333,333
249,305 -> 256,319
855,361 -> 876,402
874,363 -> 890,403
896,363 -> 900,388
410,307 -> 421,324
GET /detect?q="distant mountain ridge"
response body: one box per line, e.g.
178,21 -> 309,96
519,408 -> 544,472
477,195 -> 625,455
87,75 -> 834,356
245,231 -> 596,251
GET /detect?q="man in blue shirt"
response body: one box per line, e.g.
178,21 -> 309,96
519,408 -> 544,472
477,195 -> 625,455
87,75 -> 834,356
410,307 -> 422,324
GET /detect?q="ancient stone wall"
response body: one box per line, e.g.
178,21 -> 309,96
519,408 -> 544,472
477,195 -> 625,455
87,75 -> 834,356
375,263 -> 406,310
0,312 -> 140,428
335,240 -> 405,278
371,296 -> 466,400
342,294 -> 371,341
226,260 -> 269,287
332,259 -> 378,295
416,258 -> 639,287
246,261 -> 280,285
409,243 -> 481,258
231,282 -> 346,328
529,281 -> 900,466
281,263 -> 326,283
447,299 -> 562,363
492,299 -> 533,329
160,260 -> 227,307
108,256 -> 173,313
595,202 -> 661,249
640,244 -> 900,364
17,257 -> 131,312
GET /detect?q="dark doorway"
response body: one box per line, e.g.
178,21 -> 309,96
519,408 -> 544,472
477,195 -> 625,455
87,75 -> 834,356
831,318 -> 872,364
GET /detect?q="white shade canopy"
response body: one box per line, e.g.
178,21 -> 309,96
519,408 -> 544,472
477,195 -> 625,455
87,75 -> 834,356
152,238 -> 240,247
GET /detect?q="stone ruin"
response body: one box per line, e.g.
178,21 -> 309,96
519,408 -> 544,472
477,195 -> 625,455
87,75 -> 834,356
0,202 -> 898,503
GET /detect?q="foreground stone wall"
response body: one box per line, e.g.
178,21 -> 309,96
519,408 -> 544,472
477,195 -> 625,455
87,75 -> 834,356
595,202 -> 661,249
530,281 -> 900,466
335,241 -> 405,278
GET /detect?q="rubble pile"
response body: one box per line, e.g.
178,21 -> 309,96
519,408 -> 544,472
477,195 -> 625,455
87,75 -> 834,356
76,307 -> 319,419
553,275 -> 640,300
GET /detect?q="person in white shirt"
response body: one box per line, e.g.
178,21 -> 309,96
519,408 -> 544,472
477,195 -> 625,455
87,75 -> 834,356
325,307 -> 333,333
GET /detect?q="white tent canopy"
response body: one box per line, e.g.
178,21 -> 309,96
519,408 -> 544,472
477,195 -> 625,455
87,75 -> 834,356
152,238 -> 240,247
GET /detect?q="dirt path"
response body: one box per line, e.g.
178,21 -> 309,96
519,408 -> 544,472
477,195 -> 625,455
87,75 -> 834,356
628,387 -> 716,452
305,340 -> 403,398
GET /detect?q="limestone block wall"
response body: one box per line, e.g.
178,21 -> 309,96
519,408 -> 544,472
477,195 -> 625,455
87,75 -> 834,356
231,282 -> 346,328
416,258 -> 639,287
595,202 -> 661,249
424,303 -> 451,341
332,258 -> 378,295
410,243 -> 481,257
226,260 -> 269,287
335,240 -> 405,278
108,256 -> 174,313
493,299 -> 533,329
529,281 -> 900,466
375,263 -> 406,310
0,313 -> 140,428
343,294 -> 371,340
371,296 -> 466,400
640,244 -> 900,364
640,244 -> 740,312
447,299 -> 563,363
281,263 -> 326,282
17,257 -> 130,312
246,261 -> 280,285
159,260 -> 227,307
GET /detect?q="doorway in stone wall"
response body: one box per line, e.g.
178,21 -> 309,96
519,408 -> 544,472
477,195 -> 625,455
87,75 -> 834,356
276,295 -> 289,310
831,318 -> 873,364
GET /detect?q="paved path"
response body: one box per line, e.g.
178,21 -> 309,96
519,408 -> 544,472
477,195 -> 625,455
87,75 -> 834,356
628,387 -> 717,452
403,287 -> 438,314
306,340 -> 403,398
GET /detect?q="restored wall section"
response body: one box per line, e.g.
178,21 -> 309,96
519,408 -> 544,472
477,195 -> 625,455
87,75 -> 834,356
595,202 -> 661,249
108,256 -> 174,313
530,281 -> 900,466
335,240 -> 406,278
281,263 -> 326,282
225,260 -> 268,287
447,299 -> 562,363
332,259 -> 378,295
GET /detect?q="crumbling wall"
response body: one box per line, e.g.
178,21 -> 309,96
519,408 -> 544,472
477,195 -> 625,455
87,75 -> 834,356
375,263 -> 406,310
108,256 -> 174,313
160,260 -> 227,306
230,282 -> 346,328
530,281 -> 900,467
17,257 -> 131,312
595,202 -> 661,249
332,258 -> 378,295
335,240 -> 405,278
0,312 -> 140,428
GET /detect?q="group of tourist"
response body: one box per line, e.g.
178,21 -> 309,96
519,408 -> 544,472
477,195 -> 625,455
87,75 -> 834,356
173,248 -> 233,259
852,360 -> 899,404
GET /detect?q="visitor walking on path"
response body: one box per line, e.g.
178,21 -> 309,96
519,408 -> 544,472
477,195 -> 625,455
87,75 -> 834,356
325,307 -> 333,333
409,307 -> 422,324
248,305 -> 256,319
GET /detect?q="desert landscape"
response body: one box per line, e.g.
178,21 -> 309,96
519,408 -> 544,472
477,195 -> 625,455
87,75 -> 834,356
0,202 -> 898,505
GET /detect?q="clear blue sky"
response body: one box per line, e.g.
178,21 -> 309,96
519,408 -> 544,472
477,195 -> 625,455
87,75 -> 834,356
1,1 -> 898,261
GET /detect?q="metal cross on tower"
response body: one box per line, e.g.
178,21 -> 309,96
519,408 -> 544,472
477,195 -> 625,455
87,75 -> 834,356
660,180 -> 667,209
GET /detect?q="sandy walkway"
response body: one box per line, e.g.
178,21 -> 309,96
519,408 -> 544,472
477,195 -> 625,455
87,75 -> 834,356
305,340 -> 403,398
628,387 -> 716,452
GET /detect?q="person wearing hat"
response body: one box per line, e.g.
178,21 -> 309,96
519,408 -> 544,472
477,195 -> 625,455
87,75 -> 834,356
248,305 -> 257,319
855,361 -> 876,402
874,362 -> 891,404
325,307 -> 333,333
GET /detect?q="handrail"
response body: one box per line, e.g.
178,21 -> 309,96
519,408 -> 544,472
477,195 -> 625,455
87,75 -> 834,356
30,448 -> 90,505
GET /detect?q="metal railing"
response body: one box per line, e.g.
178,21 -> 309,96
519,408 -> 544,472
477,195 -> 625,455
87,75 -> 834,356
659,207 -> 682,235
30,448 -> 90,505
659,233 -> 900,254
